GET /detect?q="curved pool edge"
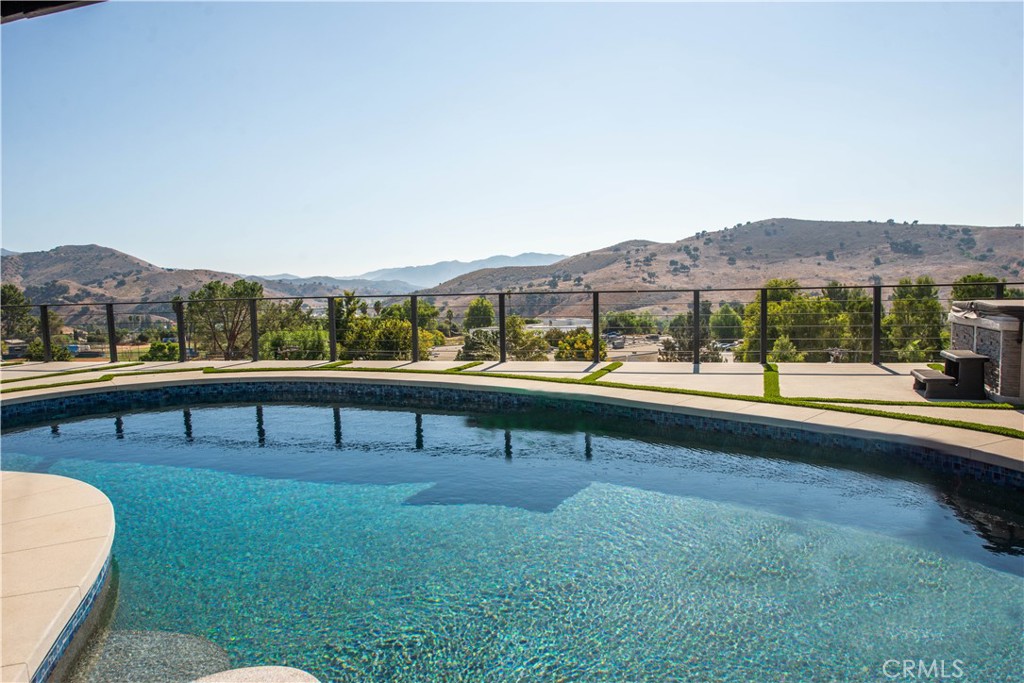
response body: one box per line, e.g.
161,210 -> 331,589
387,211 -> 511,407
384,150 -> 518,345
0,472 -> 115,683
2,370 -> 1021,488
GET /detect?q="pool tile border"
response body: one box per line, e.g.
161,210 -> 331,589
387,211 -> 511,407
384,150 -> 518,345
29,555 -> 111,683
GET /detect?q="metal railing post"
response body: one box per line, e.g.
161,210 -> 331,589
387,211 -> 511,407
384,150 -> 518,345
758,289 -> 768,365
410,295 -> 419,361
39,305 -> 52,362
592,291 -> 601,364
692,290 -> 701,367
327,297 -> 338,362
872,286 -> 882,365
995,282 -> 1005,300
105,303 -> 118,363
498,293 -> 507,363
249,299 -> 260,361
174,301 -> 186,362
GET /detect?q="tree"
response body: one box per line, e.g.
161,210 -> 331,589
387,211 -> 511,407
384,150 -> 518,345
659,304 -> 719,362
186,279 -> 264,359
339,316 -> 434,361
603,311 -> 657,335
378,298 -> 440,331
882,276 -> 944,361
555,328 -> 606,361
464,297 -> 495,330
141,341 -> 179,361
951,273 -> 1000,301
506,315 -> 548,360
769,335 -> 805,362
456,330 -> 499,361
1,284 -> 35,339
709,304 -> 742,341
333,290 -> 367,349
439,309 -> 460,337
26,338 -> 72,361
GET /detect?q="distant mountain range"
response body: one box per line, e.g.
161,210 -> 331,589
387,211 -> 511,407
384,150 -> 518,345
354,253 -> 566,288
2,219 -> 1021,321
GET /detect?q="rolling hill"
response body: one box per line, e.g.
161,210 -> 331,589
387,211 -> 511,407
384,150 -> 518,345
3,218 -> 1021,322
0,245 -> 416,321
421,218 -> 1024,316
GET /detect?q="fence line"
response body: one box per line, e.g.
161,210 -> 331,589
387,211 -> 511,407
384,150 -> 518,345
2,281 -> 1020,364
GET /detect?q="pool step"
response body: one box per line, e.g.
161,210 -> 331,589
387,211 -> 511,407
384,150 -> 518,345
66,630 -> 230,683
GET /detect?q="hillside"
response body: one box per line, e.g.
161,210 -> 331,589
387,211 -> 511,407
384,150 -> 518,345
0,245 -> 415,317
358,252 -> 565,288
422,219 -> 1024,315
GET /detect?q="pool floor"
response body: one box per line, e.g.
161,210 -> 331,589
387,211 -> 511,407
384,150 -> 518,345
2,404 -> 1022,681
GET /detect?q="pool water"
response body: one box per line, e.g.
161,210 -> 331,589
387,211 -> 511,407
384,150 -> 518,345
2,404 -> 1022,682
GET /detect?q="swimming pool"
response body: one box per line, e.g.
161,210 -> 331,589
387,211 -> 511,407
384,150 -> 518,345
3,403 -> 1022,681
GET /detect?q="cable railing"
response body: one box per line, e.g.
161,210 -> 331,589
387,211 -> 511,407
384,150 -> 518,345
1,281 -> 1020,365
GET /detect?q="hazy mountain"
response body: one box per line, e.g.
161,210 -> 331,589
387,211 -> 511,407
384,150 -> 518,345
421,219 -> 1024,316
253,272 -> 303,280
0,248 -> 19,257
250,275 -> 416,297
358,252 -> 565,288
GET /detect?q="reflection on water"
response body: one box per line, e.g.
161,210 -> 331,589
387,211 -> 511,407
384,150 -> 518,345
2,403 -> 1022,572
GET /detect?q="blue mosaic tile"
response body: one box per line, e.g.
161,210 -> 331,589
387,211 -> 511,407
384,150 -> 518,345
31,554 -> 111,683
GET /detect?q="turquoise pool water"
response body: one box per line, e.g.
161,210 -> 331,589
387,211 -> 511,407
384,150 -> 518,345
2,404 -> 1022,681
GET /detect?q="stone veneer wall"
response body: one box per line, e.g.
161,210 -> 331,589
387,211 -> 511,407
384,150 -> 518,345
953,320 -> 1021,398
951,322 -> 974,352
1,381 -> 1020,490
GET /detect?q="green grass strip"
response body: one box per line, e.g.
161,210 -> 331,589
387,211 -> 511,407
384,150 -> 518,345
763,363 -> 780,399
789,396 -> 1017,409
1,360 -> 26,367
0,366 -> 214,394
0,362 -> 144,384
928,363 -> 945,372
582,362 -> 622,384
448,361 -> 484,373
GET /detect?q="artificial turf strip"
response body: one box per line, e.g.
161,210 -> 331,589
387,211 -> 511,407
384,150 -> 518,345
0,367 -> 215,394
763,363 -> 780,398
789,397 -> 1017,409
582,362 -> 622,384
0,362 -> 145,384
448,361 -> 484,372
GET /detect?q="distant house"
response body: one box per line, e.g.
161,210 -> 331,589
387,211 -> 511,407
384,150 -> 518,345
2,339 -> 29,358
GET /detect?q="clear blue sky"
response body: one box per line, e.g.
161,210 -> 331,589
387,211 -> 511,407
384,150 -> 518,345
3,1 -> 1021,277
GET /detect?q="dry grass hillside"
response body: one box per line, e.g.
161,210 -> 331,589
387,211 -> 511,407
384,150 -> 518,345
0,245 -> 414,317
422,218 -> 1023,316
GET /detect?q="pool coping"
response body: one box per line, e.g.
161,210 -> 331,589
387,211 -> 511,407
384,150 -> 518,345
1,472 -> 115,683
2,369 -> 1021,476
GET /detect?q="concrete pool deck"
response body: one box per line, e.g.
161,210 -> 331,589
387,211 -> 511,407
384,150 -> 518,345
1,359 -> 1021,472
